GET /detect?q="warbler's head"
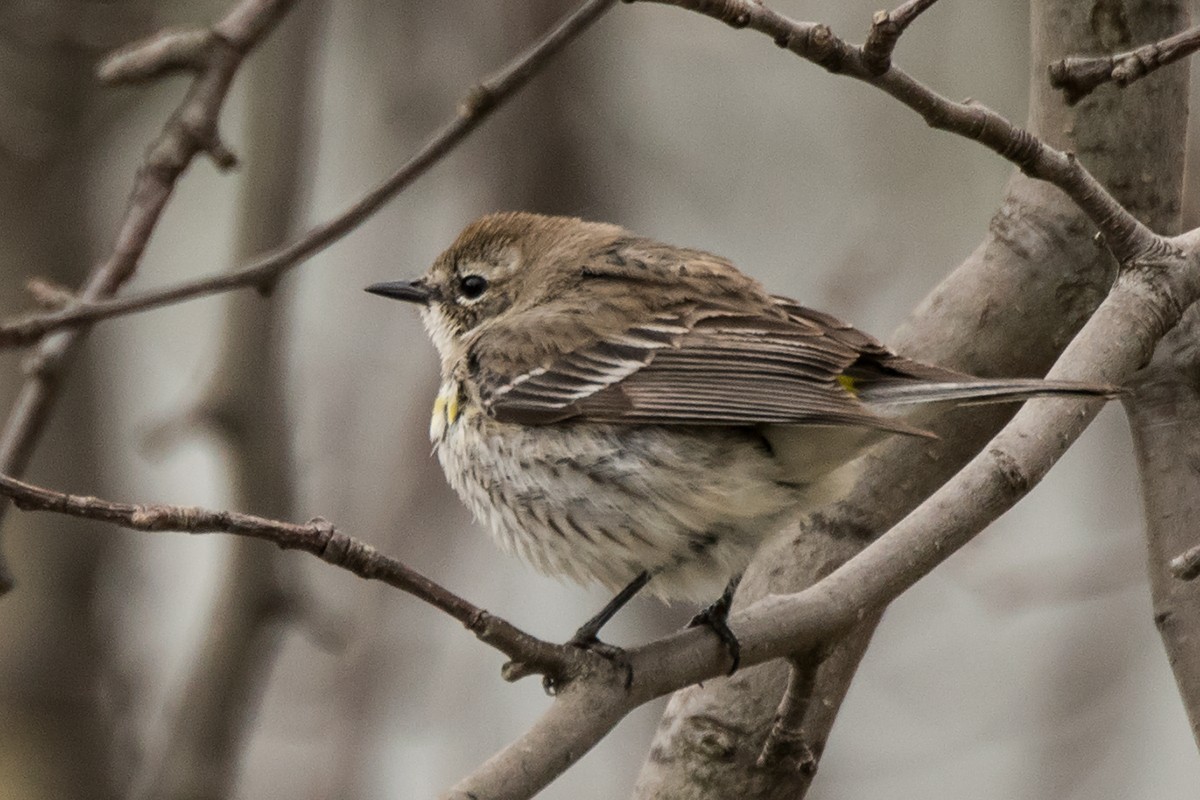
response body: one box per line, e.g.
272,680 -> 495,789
366,211 -> 627,362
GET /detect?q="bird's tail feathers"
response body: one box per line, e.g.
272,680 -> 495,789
858,378 -> 1121,407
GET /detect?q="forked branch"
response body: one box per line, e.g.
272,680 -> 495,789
0,0 -> 618,350
0,0 -> 300,592
1050,23 -> 1200,105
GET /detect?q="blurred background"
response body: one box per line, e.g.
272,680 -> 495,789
1,1 -> 1198,798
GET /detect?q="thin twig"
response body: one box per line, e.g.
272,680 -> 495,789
0,472 -> 586,677
0,0 -> 619,350
1049,23 -> 1200,105
862,0 -> 941,75
0,0 -> 299,593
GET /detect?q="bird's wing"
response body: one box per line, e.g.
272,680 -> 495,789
473,299 -> 928,434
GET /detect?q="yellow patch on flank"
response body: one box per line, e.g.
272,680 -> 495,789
837,374 -> 858,395
430,380 -> 461,441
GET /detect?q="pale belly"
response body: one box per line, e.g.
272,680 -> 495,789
433,408 -> 804,603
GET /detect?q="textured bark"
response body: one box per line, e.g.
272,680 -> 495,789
1126,98 -> 1200,743
632,1 -> 1190,797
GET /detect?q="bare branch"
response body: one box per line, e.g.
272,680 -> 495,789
0,0 -> 299,593
636,0 -> 1161,266
0,0 -> 618,349
0,472 -> 585,677
861,0 -> 941,75
98,29 -> 213,83
1049,24 -> 1200,105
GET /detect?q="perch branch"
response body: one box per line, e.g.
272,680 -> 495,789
449,230 -> 1200,796
1049,23 -> 1200,105
0,0 -> 618,349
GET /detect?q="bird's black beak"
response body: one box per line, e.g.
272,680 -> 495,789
365,280 -> 433,306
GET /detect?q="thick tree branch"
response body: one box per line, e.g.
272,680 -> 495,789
1050,24 -> 1200,105
446,228 -> 1200,796
1126,305 -> 1200,747
631,2 -> 1189,796
0,0 -> 299,594
0,0 -> 618,350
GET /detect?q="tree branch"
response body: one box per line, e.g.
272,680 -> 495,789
1049,23 -> 1200,105
447,2 -> 1199,796
0,471 -> 588,678
0,0 -> 618,350
0,0 -> 299,594
636,0 -> 1162,267
861,0 -> 942,75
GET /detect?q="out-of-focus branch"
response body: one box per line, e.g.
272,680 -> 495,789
1049,24 -> 1200,105
0,0 -> 618,350
0,0 -> 299,593
0,472 -> 602,682
1171,543 -> 1200,580
135,6 -> 321,798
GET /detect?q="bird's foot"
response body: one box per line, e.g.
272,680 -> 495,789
689,596 -> 741,675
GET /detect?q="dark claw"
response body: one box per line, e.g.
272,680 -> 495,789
689,601 -> 741,675
565,633 -> 634,690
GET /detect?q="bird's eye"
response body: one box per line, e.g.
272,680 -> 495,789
459,274 -> 488,300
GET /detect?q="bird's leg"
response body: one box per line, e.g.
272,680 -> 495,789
567,570 -> 652,649
689,574 -> 742,674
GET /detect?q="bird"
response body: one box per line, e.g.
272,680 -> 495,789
366,211 -> 1114,673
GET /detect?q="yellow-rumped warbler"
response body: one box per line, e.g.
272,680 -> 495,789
367,211 -> 1113,671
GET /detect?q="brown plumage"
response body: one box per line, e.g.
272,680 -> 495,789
367,211 -> 1116,670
